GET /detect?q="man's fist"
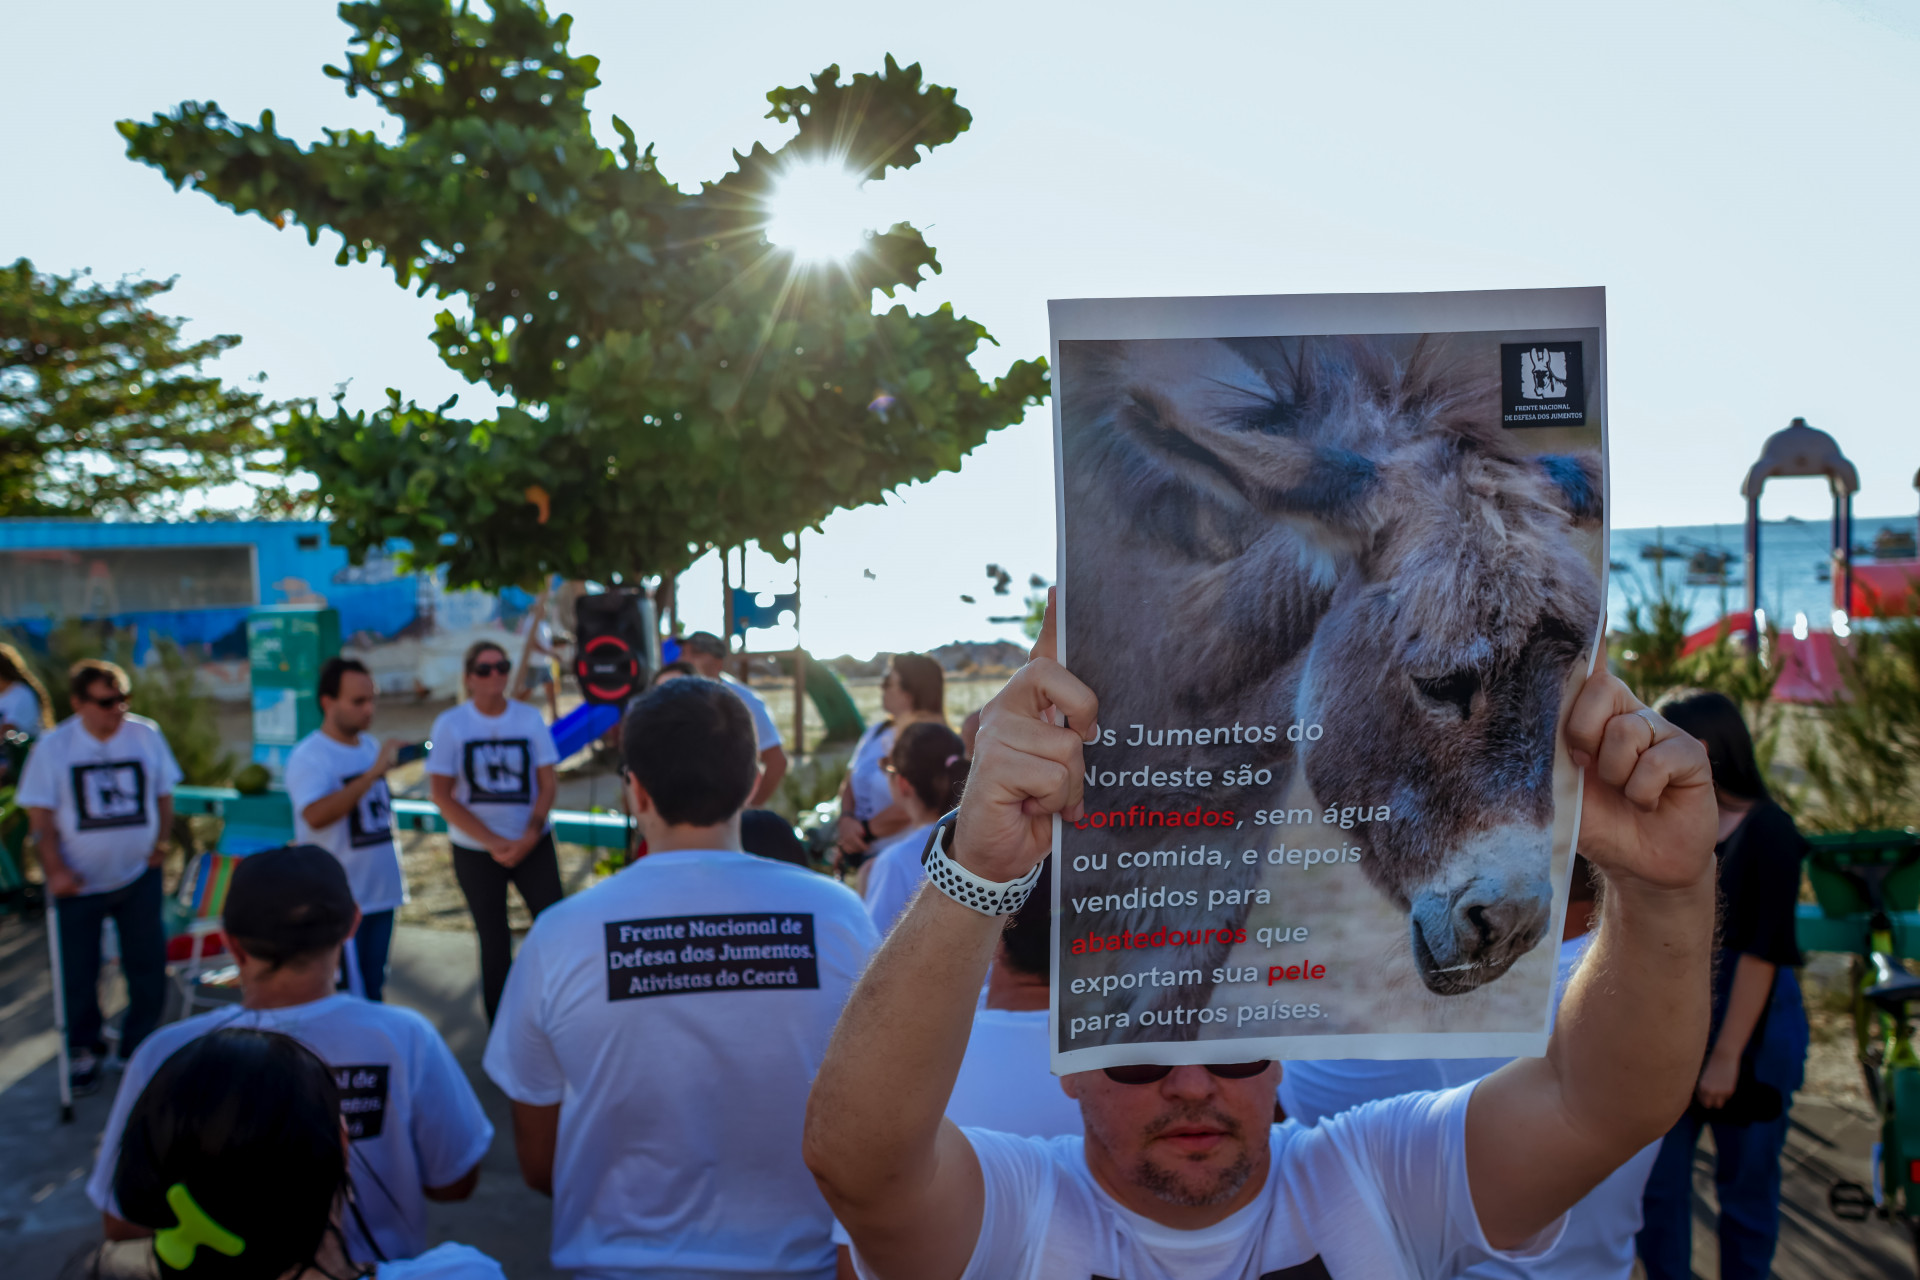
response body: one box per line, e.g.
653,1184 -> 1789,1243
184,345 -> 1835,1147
952,593 -> 1099,884
1565,673 -> 1717,892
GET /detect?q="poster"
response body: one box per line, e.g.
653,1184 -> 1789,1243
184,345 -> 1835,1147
1049,288 -> 1608,1071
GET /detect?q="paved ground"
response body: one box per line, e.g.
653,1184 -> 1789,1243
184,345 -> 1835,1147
3,903 -> 1917,1279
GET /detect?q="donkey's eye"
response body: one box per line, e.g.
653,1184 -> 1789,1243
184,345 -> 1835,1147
1413,671 -> 1479,719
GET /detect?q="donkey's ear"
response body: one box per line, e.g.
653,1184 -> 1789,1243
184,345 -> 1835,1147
1536,454 -> 1603,526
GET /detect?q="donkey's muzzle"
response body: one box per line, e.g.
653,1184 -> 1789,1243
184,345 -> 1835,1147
1408,863 -> 1552,996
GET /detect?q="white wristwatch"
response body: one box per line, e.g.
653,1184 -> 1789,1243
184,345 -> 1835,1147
919,811 -> 1045,916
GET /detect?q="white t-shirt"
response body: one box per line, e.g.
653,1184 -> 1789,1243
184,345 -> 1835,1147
15,714 -> 181,894
378,1243 -> 507,1280
0,681 -> 43,736
861,822 -> 932,936
427,700 -> 560,847
285,730 -> 406,914
950,1008 -> 1082,1138
1279,935 -> 1657,1280
857,1084 -> 1558,1280
484,848 -> 878,1279
88,994 -> 494,1263
833,1001 -> 1082,1250
722,672 -> 784,751
844,722 -> 894,822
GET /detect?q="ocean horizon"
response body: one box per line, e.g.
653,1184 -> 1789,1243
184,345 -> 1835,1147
1608,514 -> 1919,637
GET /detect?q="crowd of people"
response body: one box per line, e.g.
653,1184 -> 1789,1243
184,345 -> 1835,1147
10,614 -> 1820,1279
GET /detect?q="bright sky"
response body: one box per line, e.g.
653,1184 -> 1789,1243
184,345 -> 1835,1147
6,1 -> 1918,659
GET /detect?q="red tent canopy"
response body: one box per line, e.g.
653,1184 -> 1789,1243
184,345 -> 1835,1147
1849,562 -> 1920,617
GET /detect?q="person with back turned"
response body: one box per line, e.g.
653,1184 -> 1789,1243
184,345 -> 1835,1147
803,603 -> 1721,1279
86,844 -> 492,1265
485,677 -> 877,1279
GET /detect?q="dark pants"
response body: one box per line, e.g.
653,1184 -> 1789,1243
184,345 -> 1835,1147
1638,968 -> 1808,1280
452,833 -> 563,1022
1639,1109 -> 1792,1280
349,909 -> 396,1002
55,866 -> 166,1058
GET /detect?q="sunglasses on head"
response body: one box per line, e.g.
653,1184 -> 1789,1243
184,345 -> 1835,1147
1102,1061 -> 1272,1086
470,660 -> 511,677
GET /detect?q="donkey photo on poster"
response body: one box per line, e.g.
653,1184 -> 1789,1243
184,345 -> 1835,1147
1052,296 -> 1608,1064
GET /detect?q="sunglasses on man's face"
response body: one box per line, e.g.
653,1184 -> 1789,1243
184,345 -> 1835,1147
86,692 -> 130,710
1102,1061 -> 1272,1086
470,660 -> 511,677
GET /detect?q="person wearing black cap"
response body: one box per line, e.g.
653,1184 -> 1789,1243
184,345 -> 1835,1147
86,846 -> 493,1265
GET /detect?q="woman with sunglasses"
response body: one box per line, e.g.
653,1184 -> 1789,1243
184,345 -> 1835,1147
806,609 -> 1723,1279
859,721 -> 968,935
427,641 -> 563,1024
834,654 -> 947,871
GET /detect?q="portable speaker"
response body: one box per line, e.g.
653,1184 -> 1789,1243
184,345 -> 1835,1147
573,590 -> 656,706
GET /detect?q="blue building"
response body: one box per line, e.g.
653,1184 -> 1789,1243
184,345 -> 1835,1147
0,520 -> 530,691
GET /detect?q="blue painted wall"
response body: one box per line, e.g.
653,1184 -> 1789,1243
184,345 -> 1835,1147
0,520 -> 530,654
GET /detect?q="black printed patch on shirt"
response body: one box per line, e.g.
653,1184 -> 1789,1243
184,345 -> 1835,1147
604,913 -> 819,1001
463,739 -> 531,803
334,1063 -> 390,1140
344,775 -> 395,849
71,761 -> 148,831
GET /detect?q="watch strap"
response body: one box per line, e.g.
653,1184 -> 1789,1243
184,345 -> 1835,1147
919,811 -> 1044,916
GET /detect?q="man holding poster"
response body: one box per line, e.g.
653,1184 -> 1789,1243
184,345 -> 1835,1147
804,288 -> 1719,1278
806,607 -> 1716,1278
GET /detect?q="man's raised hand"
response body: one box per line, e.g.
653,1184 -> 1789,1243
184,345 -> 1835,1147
952,593 -> 1099,883
1565,671 -> 1717,891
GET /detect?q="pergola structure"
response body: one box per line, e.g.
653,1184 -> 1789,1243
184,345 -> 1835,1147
1741,418 -> 1862,651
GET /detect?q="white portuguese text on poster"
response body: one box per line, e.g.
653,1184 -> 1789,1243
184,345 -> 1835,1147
1049,288 -> 1608,1072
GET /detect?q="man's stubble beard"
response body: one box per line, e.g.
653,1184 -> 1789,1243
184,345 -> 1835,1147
1103,1103 -> 1259,1209
1133,1148 -> 1256,1207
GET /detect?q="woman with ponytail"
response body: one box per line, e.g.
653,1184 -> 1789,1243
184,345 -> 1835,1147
60,1028 -> 502,1280
0,641 -> 53,737
859,721 -> 968,936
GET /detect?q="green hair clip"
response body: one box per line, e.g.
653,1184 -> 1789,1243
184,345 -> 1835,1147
154,1184 -> 246,1270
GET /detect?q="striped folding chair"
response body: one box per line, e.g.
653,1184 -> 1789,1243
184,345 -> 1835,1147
164,850 -> 245,1019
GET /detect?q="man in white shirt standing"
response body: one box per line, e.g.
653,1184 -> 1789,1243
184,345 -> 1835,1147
681,631 -> 788,806
485,677 -> 877,1280
88,844 -> 493,1264
804,610 -> 1721,1280
284,657 -> 407,1001
19,659 -> 181,1095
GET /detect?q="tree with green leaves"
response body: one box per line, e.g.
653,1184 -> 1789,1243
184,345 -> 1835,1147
0,259 -> 291,518
120,0 -> 1046,589
1610,563 -> 1781,768
1797,597 -> 1920,832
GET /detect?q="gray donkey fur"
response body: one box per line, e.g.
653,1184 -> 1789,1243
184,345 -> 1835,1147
1059,334 -> 1602,1039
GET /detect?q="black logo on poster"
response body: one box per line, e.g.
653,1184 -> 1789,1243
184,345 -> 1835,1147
344,775 -> 395,849
1500,342 -> 1586,426
333,1063 -> 390,1139
604,912 -> 820,1001
464,739 -> 531,804
71,761 -> 148,831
